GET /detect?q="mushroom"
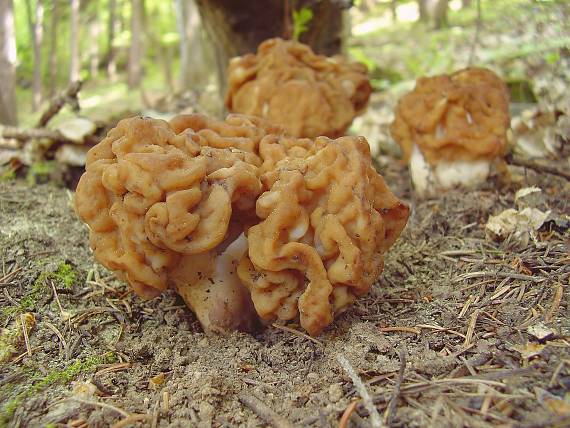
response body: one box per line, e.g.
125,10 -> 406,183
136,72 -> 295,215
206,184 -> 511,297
239,135 -> 409,336
75,115 -> 269,333
390,67 -> 510,197
225,38 -> 372,138
75,113 -> 408,336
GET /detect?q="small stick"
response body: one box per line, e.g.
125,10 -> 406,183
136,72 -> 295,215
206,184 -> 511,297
379,326 -> 420,335
238,393 -> 294,428
69,397 -> 130,417
37,80 -> 83,127
339,400 -> 358,428
272,323 -> 324,347
20,314 -> 32,357
385,348 -> 406,426
463,309 -> 480,348
337,354 -> 384,428
506,154 -> 570,181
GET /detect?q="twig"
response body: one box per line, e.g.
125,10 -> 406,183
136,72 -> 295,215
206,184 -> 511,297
384,348 -> 406,426
20,314 -> 32,357
379,326 -> 420,335
545,283 -> 563,322
506,154 -> 570,181
1,125 -> 75,144
37,80 -> 83,127
238,393 -> 294,428
68,397 -> 130,417
337,354 -> 384,428
339,400 -> 359,428
272,323 -> 324,347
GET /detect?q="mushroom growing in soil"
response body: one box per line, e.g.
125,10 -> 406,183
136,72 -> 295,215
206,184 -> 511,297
75,113 -> 408,336
390,67 -> 510,197
225,38 -> 372,139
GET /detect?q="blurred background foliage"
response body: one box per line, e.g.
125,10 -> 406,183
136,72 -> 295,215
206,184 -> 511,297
7,0 -> 570,127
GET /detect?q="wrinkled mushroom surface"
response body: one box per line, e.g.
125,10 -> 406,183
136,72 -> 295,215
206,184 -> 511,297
75,114 -> 408,336
75,115 -> 266,332
225,38 -> 372,139
391,67 -> 510,164
390,67 -> 510,196
239,135 -> 409,336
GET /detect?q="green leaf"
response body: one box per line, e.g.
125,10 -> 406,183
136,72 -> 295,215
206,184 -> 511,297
292,7 -> 313,41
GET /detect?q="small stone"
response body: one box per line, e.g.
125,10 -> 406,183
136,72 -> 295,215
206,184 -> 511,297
328,383 -> 343,403
527,322 -> 556,341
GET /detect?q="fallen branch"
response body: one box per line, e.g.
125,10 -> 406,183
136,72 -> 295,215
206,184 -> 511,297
37,80 -> 83,127
506,154 -> 570,181
0,125 -> 74,144
238,393 -> 294,428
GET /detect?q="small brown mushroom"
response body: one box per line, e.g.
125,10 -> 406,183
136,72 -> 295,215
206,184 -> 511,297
225,38 -> 372,139
390,67 -> 510,197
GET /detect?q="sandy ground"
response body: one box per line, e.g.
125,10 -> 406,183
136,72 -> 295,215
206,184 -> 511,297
0,157 -> 568,428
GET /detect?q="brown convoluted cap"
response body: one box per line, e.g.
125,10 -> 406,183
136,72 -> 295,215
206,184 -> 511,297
238,135 -> 409,336
225,38 -> 372,139
75,113 -> 408,336
75,115 -> 263,300
390,67 -> 510,165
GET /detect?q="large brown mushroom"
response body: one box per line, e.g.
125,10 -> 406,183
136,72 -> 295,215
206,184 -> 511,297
225,38 -> 372,139
75,113 -> 408,336
390,67 -> 510,197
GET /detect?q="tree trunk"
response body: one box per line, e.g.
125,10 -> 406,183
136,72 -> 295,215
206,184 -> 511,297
89,7 -> 100,78
418,0 -> 428,22
25,0 -> 44,111
433,0 -> 448,29
69,0 -> 80,83
49,0 -> 59,96
195,0 -> 346,93
128,0 -> 143,88
107,0 -> 117,81
176,0 -> 208,90
0,0 -> 18,125
390,0 -> 398,22
462,0 -> 471,8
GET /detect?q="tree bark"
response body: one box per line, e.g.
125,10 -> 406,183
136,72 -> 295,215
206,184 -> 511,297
418,0 -> 428,22
25,0 -> 44,111
107,0 -> 118,81
176,0 -> 208,90
195,0 -> 346,93
128,0 -> 144,88
433,0 -> 448,29
69,0 -> 80,83
0,0 -> 18,125
49,0 -> 59,96
88,3 -> 100,78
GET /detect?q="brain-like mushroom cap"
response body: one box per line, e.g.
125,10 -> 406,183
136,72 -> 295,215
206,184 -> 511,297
390,67 -> 510,165
75,115 -> 266,300
76,114 -> 408,336
238,135 -> 409,336
225,38 -> 372,139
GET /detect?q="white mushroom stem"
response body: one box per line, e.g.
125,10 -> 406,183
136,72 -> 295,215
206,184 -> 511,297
170,233 -> 258,334
409,144 -> 491,198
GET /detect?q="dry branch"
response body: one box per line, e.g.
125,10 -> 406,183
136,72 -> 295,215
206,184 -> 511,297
506,154 -> 570,181
0,125 -> 74,144
37,80 -> 82,127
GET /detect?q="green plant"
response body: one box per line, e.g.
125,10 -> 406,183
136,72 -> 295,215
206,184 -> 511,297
26,161 -> 57,186
292,7 -> 313,40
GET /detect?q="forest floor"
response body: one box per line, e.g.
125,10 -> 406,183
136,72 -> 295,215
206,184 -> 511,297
1,1 -> 570,427
0,158 -> 569,428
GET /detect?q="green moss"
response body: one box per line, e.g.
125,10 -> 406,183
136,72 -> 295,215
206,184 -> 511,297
1,262 -> 78,323
54,262 -> 77,289
0,352 -> 117,427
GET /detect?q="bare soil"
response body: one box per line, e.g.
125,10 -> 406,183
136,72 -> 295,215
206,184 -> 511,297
0,158 -> 568,428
